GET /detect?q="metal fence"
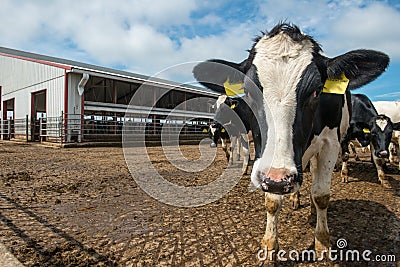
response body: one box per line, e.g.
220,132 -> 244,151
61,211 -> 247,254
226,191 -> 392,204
0,113 -> 211,144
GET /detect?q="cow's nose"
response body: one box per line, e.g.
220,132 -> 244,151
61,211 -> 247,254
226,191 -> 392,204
378,150 -> 388,158
258,167 -> 298,194
210,142 -> 217,148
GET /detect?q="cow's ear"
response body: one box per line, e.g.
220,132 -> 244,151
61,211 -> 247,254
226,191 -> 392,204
354,121 -> 371,133
327,49 -> 389,90
393,122 -> 400,131
193,59 -> 246,94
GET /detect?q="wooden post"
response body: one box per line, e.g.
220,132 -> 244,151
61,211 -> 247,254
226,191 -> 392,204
7,117 -> 11,140
39,118 -> 42,142
25,115 -> 29,142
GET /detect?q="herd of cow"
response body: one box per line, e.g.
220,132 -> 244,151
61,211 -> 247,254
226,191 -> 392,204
191,22 -> 395,262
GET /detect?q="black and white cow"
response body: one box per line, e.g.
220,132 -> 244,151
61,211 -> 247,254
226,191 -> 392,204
341,94 -> 394,187
208,120 -> 234,160
208,93 -> 261,174
193,23 -> 389,261
373,101 -> 400,170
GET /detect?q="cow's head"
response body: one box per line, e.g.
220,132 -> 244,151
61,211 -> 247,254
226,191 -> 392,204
211,95 -> 239,127
369,115 -> 393,158
193,23 -> 389,194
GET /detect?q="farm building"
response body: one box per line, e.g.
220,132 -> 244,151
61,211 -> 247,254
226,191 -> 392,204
0,47 -> 218,144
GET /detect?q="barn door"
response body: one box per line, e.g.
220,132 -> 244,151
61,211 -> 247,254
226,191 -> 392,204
31,90 -> 46,141
2,98 -> 15,140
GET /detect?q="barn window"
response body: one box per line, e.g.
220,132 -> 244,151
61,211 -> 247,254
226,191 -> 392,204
85,77 -> 114,103
115,81 -> 140,105
156,90 -> 186,110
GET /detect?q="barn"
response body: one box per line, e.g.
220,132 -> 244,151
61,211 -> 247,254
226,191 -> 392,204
0,47 -> 217,144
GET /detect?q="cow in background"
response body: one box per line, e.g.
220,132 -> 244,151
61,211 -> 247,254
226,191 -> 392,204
373,101 -> 400,169
208,95 -> 253,174
208,121 -> 234,162
341,94 -> 394,187
193,22 -> 389,261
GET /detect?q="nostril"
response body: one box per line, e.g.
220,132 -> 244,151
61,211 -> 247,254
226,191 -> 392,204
379,150 -> 388,157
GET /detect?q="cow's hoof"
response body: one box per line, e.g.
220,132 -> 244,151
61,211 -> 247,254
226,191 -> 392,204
380,179 -> 393,189
315,238 -> 331,261
341,175 -> 348,183
289,192 -> 300,210
291,200 -> 299,210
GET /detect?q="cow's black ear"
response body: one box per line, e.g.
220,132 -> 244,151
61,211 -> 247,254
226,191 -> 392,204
193,59 -> 247,94
327,49 -> 389,90
354,121 -> 371,132
393,122 -> 400,130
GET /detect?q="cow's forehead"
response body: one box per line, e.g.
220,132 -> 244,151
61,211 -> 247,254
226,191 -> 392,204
254,32 -> 314,61
252,31 -> 315,104
376,117 -> 388,131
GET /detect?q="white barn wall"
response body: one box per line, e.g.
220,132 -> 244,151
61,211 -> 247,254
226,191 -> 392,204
67,73 -> 83,116
0,55 -> 65,119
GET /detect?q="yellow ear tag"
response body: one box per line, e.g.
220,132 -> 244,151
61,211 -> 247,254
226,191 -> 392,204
221,129 -> 226,133
224,78 -> 245,97
322,73 -> 349,94
363,128 -> 371,133
230,103 -> 236,109
202,128 -> 208,133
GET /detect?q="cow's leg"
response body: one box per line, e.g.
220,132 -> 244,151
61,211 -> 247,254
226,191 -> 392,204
228,136 -> 237,165
340,138 -> 350,182
236,137 -> 241,161
349,141 -> 360,161
262,193 -> 283,262
310,143 -> 337,259
289,191 -> 300,210
389,142 -> 396,163
308,192 -> 317,226
397,136 -> 400,170
240,133 -> 250,175
340,144 -> 350,183
340,157 -> 349,183
221,138 -> 230,161
371,145 -> 391,189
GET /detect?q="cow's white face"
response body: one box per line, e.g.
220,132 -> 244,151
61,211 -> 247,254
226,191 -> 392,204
249,31 -> 322,194
252,32 -> 314,177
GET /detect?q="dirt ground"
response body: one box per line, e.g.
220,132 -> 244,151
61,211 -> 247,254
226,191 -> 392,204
0,140 -> 399,266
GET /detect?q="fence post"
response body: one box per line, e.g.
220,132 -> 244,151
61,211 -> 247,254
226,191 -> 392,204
7,118 -> 11,140
25,115 -> 29,142
39,118 -> 42,142
60,112 -> 63,144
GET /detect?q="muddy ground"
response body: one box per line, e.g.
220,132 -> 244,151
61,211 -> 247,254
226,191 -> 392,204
0,140 -> 399,266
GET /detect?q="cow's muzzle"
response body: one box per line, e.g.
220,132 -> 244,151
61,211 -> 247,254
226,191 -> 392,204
377,150 -> 389,158
257,168 -> 299,194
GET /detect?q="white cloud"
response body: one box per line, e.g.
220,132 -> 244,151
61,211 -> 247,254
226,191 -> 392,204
256,1 -> 400,60
0,0 -> 399,83
322,3 -> 400,59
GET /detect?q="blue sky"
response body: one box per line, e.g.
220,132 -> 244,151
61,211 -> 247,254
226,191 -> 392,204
0,0 -> 399,101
